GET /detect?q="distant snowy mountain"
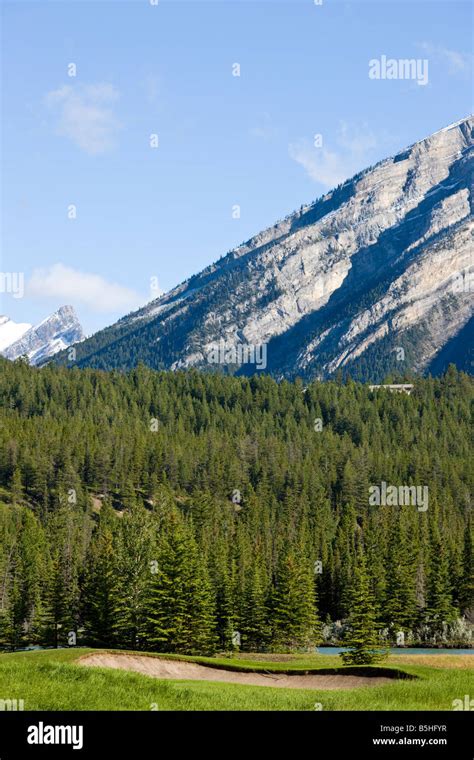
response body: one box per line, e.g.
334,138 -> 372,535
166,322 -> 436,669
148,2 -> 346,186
1,306 -> 84,365
0,316 -> 32,352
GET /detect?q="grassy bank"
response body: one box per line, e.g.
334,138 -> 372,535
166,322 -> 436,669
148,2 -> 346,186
0,648 -> 472,711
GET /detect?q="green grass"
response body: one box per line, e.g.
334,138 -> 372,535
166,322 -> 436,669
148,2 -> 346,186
0,648 -> 471,711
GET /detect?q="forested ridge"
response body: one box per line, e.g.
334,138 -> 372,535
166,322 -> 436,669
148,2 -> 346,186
0,358 -> 472,653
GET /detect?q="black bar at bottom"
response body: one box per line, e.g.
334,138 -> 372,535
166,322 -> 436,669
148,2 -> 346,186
0,711 -> 471,757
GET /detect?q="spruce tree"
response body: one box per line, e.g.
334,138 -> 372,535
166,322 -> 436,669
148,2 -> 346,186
341,544 -> 387,665
270,548 -> 320,651
41,507 -> 83,647
459,517 -> 473,615
241,561 -> 269,651
145,511 -> 216,654
82,502 -> 120,647
112,502 -> 153,649
383,515 -> 418,638
209,549 -> 235,651
0,508 -> 46,650
424,529 -> 458,636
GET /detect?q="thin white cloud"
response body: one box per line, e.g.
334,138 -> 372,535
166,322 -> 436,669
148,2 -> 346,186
418,42 -> 473,74
289,141 -> 349,187
289,122 -> 381,188
45,83 -> 122,155
27,264 -> 143,313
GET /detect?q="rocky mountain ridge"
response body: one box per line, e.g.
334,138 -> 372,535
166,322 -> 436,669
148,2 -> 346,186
53,116 -> 473,381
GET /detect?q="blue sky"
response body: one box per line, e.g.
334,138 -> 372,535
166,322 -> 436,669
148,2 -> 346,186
1,0 -> 472,335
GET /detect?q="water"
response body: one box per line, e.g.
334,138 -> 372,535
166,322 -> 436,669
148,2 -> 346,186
316,646 -> 473,655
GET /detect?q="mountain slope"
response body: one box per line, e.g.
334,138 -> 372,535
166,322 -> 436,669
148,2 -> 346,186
54,116 -> 473,381
2,305 -> 84,364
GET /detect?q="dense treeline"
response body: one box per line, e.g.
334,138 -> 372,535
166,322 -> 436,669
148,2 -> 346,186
0,358 -> 472,653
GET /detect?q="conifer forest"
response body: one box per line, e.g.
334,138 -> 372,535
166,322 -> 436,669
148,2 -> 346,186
0,358 -> 472,655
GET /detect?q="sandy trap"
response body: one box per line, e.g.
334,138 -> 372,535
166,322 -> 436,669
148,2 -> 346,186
79,653 -> 393,690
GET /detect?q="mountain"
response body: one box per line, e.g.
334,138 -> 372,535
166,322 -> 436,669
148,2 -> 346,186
54,116 -> 473,381
1,306 -> 84,365
0,316 -> 32,352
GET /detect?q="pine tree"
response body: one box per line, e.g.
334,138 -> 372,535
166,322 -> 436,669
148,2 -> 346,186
145,511 -> 216,654
41,507 -> 83,647
0,508 -> 46,650
112,502 -> 153,649
270,548 -> 320,651
241,561 -> 269,651
459,517 -> 473,615
341,544 -> 387,665
382,515 -> 418,638
424,528 -> 458,635
209,549 -> 235,651
10,468 -> 24,506
82,502 -> 120,646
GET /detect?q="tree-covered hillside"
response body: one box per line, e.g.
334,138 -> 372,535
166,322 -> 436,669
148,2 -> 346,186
0,358 -> 472,653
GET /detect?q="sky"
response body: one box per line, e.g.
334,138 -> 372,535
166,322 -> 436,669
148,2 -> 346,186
1,0 -> 472,335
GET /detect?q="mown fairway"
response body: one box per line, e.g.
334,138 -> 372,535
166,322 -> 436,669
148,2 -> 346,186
0,649 -> 472,711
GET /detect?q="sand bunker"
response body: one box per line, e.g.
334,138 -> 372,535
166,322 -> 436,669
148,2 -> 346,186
79,653 -> 393,689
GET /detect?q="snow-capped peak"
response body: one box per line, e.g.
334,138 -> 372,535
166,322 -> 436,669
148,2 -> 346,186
1,306 -> 84,364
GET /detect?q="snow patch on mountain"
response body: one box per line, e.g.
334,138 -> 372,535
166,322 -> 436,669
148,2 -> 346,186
0,316 -> 32,351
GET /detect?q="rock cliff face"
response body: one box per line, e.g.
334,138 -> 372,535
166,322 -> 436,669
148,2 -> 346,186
2,306 -> 84,365
54,117 -> 473,381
